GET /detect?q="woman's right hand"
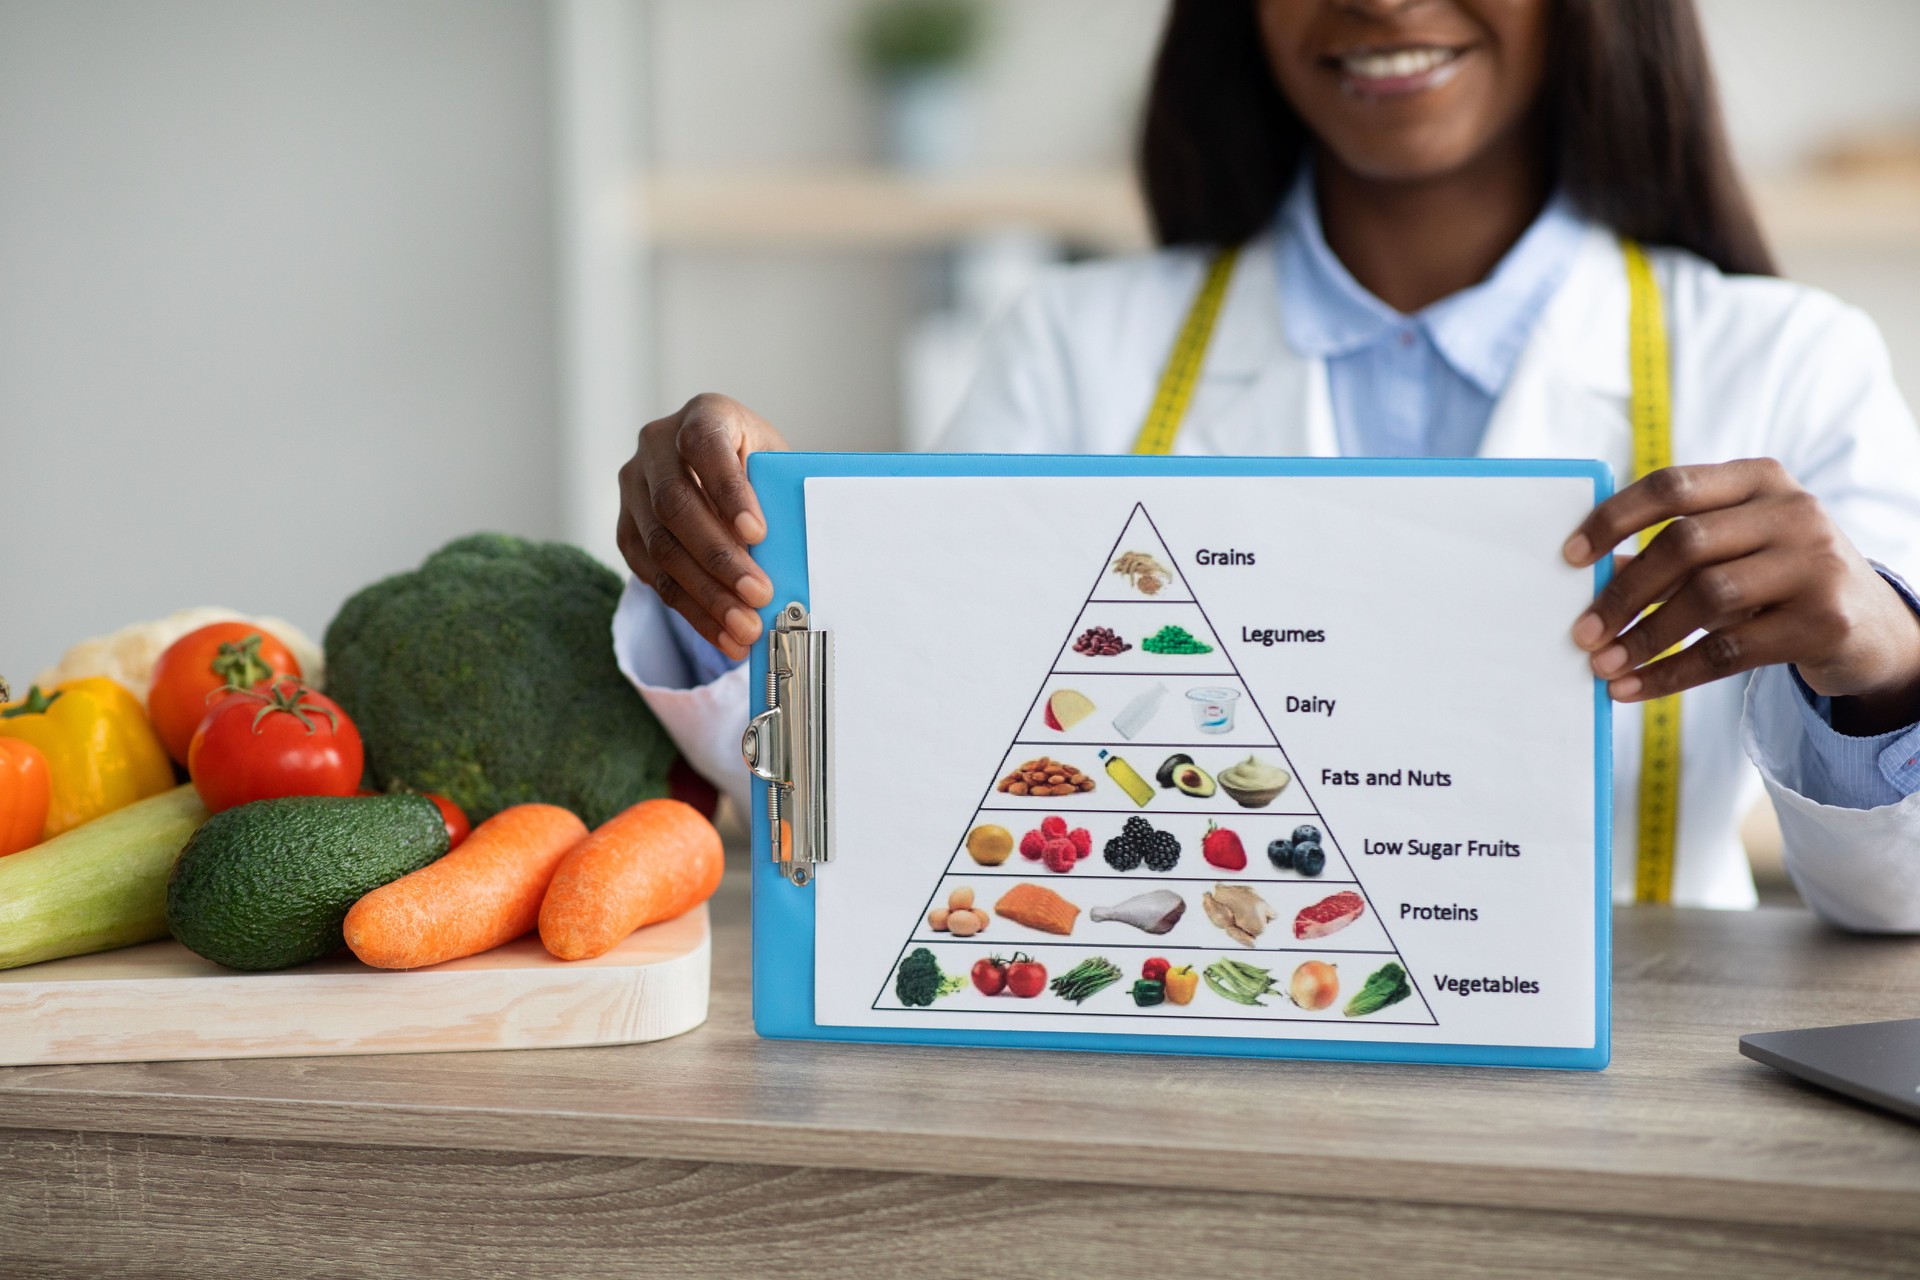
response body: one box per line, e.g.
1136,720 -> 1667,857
616,394 -> 784,662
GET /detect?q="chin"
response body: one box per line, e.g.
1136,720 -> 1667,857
1319,127 -> 1489,185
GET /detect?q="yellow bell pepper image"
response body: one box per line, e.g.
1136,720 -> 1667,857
0,677 -> 174,835
1163,964 -> 1200,1006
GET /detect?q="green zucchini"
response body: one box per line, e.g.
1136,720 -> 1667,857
0,785 -> 208,970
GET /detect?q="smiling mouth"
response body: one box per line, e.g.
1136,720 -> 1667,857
1329,45 -> 1470,97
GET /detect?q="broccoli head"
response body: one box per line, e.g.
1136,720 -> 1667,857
894,947 -> 963,1007
323,532 -> 678,826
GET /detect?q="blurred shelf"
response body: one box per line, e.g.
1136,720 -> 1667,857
639,166 -> 1920,256
637,168 -> 1150,252
1751,169 -> 1920,250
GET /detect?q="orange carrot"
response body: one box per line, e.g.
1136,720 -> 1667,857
344,803 -> 588,969
538,798 -> 723,961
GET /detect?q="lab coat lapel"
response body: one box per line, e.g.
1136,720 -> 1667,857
1174,234 -> 1339,459
1477,227 -> 1633,471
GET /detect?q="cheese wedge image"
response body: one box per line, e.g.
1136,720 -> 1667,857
1044,688 -> 1095,731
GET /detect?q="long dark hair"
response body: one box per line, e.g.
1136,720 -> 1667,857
1139,0 -> 1777,276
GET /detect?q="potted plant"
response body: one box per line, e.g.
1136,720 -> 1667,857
856,0 -> 986,173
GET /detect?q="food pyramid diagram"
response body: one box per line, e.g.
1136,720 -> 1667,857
878,503 -> 1437,1026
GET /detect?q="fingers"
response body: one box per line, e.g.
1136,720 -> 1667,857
1563,458 -> 1796,567
1571,506 -> 1776,650
678,394 -> 772,546
638,477 -> 762,653
1590,550 -> 1802,680
642,415 -> 771,610
614,393 -> 790,663
615,508 -> 751,662
1605,611 -> 1801,702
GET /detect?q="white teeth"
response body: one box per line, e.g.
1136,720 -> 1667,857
1343,47 -> 1455,80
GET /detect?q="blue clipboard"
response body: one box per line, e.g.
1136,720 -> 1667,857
748,452 -> 1613,1070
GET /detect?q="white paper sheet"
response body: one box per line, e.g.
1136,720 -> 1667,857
808,474 -> 1598,1048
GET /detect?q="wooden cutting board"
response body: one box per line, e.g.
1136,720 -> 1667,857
0,905 -> 710,1066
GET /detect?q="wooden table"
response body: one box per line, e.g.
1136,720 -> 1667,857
4,866 -> 1918,1279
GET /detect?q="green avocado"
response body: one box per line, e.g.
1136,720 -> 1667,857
1155,753 -> 1194,788
1173,763 -> 1218,798
166,794 -> 449,971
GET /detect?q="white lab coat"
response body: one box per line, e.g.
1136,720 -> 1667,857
615,224 -> 1920,930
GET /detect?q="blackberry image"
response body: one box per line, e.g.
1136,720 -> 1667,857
1103,816 -> 1180,873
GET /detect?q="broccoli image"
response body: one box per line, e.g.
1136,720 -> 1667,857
894,947 -> 964,1007
324,533 -> 678,826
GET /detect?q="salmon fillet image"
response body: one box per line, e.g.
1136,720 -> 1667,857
995,882 -> 1081,935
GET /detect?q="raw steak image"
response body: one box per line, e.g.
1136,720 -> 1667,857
1294,891 -> 1366,940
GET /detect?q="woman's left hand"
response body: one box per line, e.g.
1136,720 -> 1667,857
1563,457 -> 1920,735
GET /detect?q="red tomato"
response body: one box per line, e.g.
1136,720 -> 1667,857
188,678 -> 363,814
149,623 -> 302,765
970,956 -> 1007,997
1004,955 -> 1047,999
426,792 -> 470,849
357,785 -> 469,849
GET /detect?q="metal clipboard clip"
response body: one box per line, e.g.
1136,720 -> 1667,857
740,602 -> 830,886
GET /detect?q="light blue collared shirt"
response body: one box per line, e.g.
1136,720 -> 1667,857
1275,175 -> 1587,459
1272,170 -> 1920,810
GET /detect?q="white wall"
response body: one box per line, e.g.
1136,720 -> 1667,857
1698,0 -> 1920,173
0,0 -> 561,680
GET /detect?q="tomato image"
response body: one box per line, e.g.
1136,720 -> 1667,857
971,956 -> 1007,996
148,623 -> 303,765
1004,954 -> 1047,999
426,791 -> 471,849
188,678 -> 363,814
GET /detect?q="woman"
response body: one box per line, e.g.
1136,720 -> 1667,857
613,0 -> 1920,928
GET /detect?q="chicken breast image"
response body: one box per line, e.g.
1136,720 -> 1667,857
1202,883 -> 1276,946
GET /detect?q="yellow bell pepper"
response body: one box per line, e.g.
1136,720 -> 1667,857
1164,964 -> 1200,1006
0,677 -> 174,836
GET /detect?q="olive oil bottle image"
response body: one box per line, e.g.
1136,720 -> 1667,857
1099,749 -> 1155,808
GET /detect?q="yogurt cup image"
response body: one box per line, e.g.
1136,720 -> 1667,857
1186,686 -> 1241,734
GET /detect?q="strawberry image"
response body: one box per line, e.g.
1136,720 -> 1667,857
1202,821 -> 1247,871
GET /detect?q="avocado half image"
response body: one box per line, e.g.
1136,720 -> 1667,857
1155,752 -> 1218,797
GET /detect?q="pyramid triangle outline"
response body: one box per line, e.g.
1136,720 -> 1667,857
875,502 -> 1438,1027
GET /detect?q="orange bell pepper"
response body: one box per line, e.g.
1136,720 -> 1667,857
0,677 -> 50,854
0,737 -> 49,855
0,677 -> 173,836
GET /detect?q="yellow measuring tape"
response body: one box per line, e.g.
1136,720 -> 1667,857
1132,249 -> 1240,456
1134,239 -> 1681,903
1623,240 -> 1681,903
